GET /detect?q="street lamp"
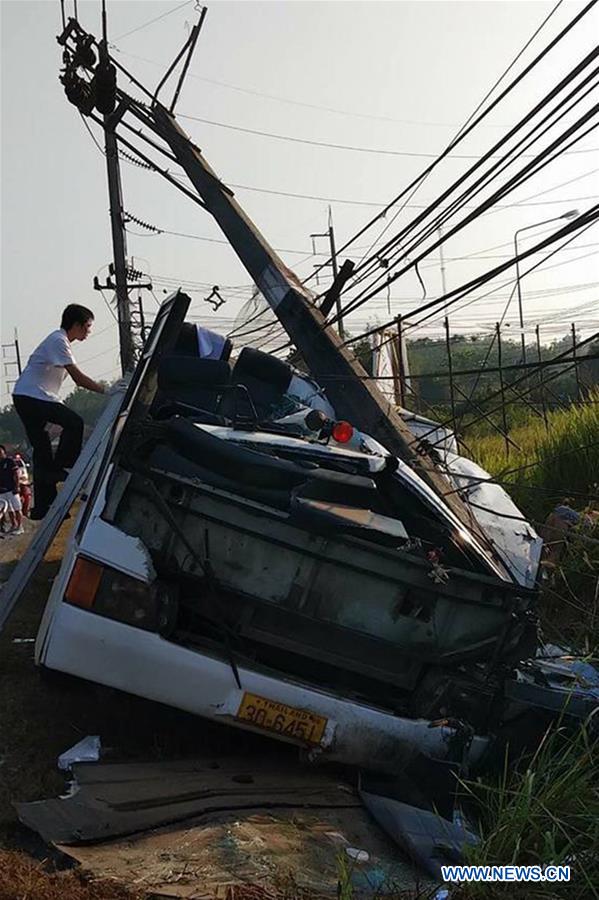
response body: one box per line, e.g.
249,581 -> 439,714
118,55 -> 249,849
514,209 -> 579,363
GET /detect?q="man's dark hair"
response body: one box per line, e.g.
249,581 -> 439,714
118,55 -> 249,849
61,304 -> 94,331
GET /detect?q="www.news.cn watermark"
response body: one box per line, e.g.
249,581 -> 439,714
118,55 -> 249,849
441,865 -> 571,883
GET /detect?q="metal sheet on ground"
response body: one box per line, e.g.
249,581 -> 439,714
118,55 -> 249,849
17,757 -> 360,844
0,390 -> 124,635
19,756 -> 433,895
57,807 -> 426,898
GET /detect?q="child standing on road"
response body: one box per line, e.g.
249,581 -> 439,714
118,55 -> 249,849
14,453 -> 32,518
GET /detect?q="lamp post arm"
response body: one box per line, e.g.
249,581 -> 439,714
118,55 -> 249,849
514,211 -> 578,242
514,232 -> 526,362
512,211 -> 578,363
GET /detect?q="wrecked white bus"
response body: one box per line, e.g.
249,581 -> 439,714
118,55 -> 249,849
31,292 -> 568,776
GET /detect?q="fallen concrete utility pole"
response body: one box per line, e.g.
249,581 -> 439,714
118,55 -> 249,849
148,107 -> 501,565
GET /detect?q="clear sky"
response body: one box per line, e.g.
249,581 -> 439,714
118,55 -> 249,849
1,0 -> 598,404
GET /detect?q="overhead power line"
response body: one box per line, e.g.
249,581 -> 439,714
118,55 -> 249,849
176,111 -> 599,160
70,114 -> 599,215
415,242 -> 599,270
304,0 -> 599,287
339,234 -> 596,359
124,219 -> 599,268
317,351 -> 599,383
333,83 -> 599,322
113,0 -> 193,42
344,59 -> 599,288
317,0 -> 573,287
342,210 -> 599,347
124,217 -> 322,256
226,179 -> 599,212
112,1 -> 564,129
110,50 -> 523,131
79,113 -> 105,156
450,0 -> 566,143
78,344 -> 120,366
517,165 -> 599,203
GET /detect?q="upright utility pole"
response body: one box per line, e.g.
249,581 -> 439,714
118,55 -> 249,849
571,322 -> 581,402
328,206 -> 344,338
310,207 -> 344,337
437,224 -> 448,311
513,244 -> 527,366
496,322 -> 510,458
444,317 -> 457,438
535,324 -> 549,431
104,124 -> 135,374
13,328 -> 22,376
99,2 -> 134,374
395,317 -> 406,407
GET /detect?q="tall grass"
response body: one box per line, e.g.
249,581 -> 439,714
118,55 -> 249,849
470,394 -> 599,523
457,724 -> 599,900
469,396 -> 599,651
539,517 -> 599,652
333,728 -> 599,900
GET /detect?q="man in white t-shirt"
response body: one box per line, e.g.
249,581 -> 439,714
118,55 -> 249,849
12,304 -> 106,519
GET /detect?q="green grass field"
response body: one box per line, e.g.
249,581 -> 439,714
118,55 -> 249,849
469,394 -> 599,521
468,395 -> 599,653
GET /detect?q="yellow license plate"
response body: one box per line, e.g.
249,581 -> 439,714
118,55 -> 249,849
236,692 -> 327,745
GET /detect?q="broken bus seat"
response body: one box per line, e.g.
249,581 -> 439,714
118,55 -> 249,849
220,347 -> 294,420
154,356 -> 232,419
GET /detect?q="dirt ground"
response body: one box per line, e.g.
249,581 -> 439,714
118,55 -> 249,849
0,519 -> 299,899
0,519 -> 143,897
0,848 -> 145,900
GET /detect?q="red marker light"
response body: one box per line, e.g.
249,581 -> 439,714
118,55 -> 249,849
332,421 -> 354,443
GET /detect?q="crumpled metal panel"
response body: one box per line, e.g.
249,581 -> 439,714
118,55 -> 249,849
17,757 -> 359,844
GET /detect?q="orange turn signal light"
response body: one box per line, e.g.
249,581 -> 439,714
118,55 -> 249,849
65,557 -> 103,609
332,420 -> 354,444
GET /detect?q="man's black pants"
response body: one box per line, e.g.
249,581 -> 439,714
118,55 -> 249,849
13,395 -> 84,513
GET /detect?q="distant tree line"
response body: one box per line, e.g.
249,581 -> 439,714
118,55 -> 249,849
353,331 -> 599,431
1,332 -> 597,449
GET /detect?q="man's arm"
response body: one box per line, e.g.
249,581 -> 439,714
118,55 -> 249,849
65,364 -> 105,394
10,461 -> 19,494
